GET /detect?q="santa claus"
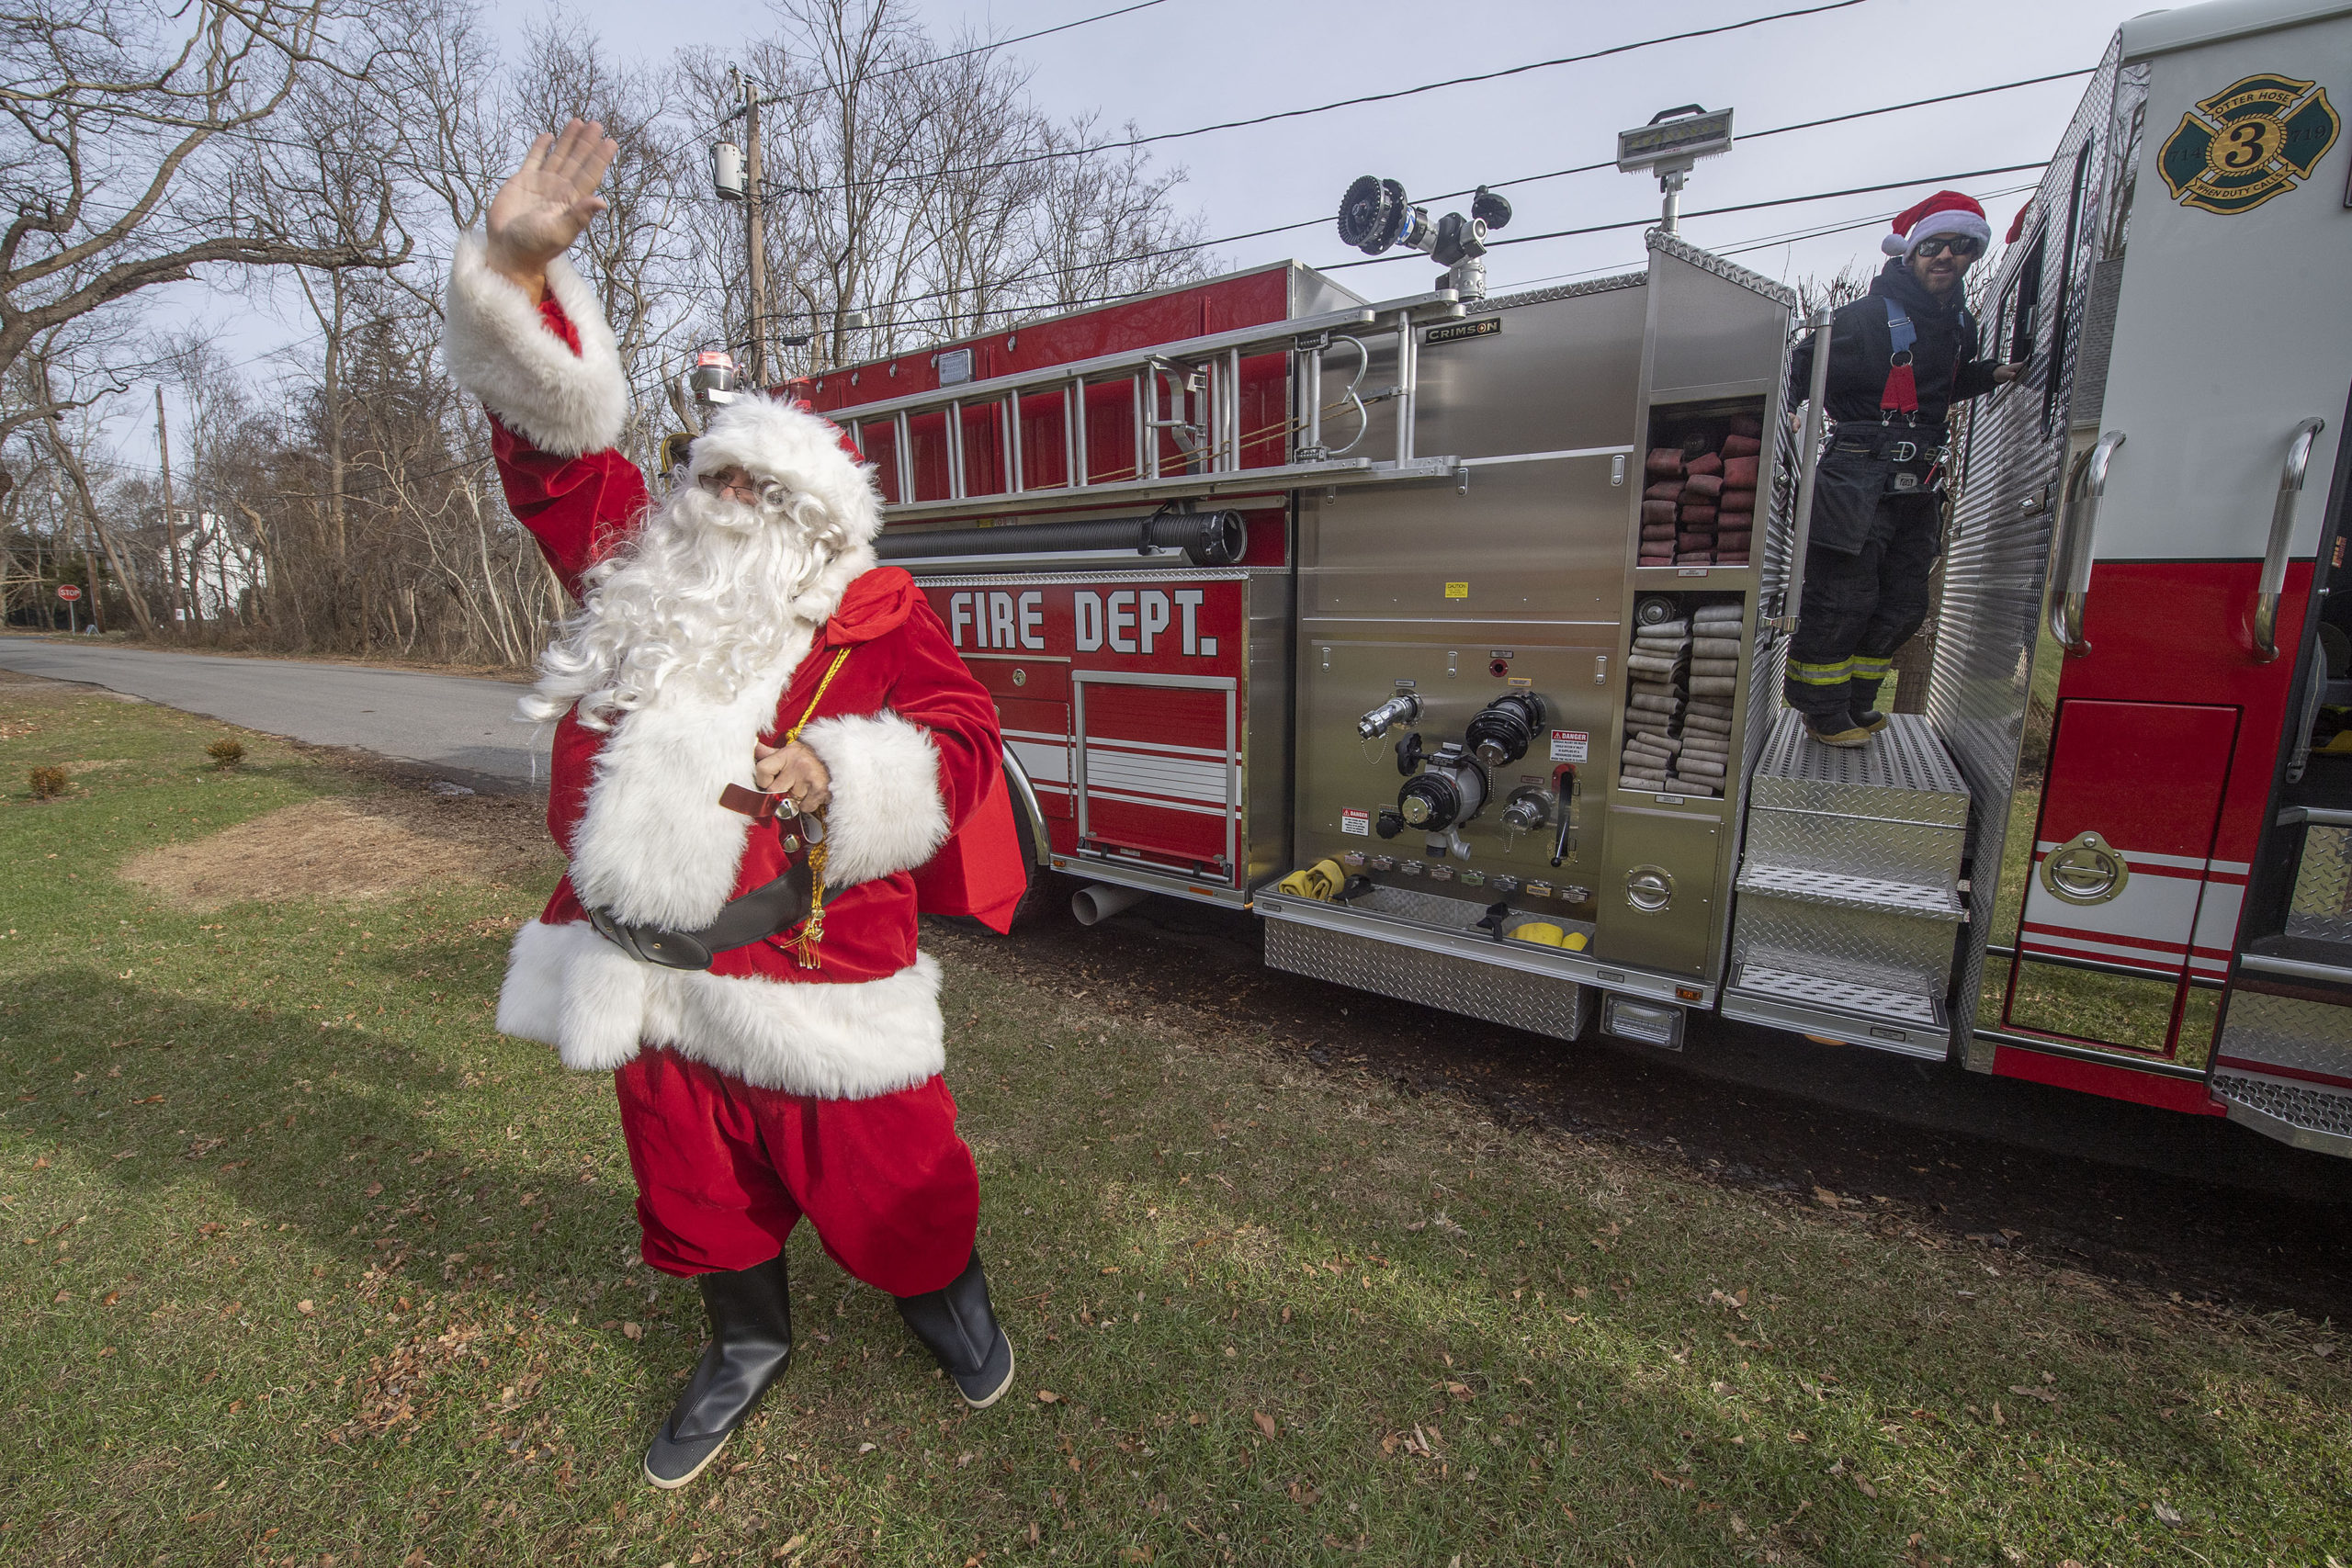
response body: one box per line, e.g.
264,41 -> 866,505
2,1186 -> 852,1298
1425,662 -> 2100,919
443,120 -> 1026,1489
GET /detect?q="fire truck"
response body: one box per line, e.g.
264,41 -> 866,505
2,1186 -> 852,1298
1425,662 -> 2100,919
786,0 -> 2352,1158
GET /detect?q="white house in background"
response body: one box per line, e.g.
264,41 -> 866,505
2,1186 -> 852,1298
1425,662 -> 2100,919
162,511 -> 264,621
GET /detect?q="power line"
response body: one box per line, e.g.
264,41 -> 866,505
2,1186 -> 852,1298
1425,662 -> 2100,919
795,65 -> 2090,325
711,0 -> 1173,132
794,0 -> 1879,196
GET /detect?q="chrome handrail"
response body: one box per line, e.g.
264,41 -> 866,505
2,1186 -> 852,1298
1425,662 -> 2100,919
2253,417 -> 2325,663
1770,306 -> 1836,632
2049,430 -> 2124,658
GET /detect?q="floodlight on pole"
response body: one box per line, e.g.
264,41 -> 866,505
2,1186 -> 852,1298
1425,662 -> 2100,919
1616,105 -> 1735,234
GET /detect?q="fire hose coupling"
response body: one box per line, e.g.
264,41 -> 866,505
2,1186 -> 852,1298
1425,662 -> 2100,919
1465,689 -> 1546,767
1397,740 -> 1487,831
1356,689 -> 1422,739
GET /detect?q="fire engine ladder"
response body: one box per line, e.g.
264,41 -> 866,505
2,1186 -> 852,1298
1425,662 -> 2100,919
834,292 -> 1468,525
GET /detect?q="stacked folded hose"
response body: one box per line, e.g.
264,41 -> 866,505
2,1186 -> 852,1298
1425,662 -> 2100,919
1621,615 -> 1690,791
1669,603 -> 1747,798
1639,415 -> 1763,568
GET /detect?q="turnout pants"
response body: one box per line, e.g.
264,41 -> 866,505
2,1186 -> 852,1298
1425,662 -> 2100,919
1782,491 -> 1941,726
614,1046 -> 981,1297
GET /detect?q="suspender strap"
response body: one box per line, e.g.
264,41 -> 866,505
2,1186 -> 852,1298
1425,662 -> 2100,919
1880,297 -> 1919,417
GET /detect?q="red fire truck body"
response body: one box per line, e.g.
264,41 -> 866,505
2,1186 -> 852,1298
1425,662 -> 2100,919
781,0 -> 2352,1158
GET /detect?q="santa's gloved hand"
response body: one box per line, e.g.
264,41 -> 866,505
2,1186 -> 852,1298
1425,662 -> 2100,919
752,740 -> 831,813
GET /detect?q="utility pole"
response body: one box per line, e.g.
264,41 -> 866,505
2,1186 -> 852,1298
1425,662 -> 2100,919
739,69 -> 773,390
156,387 -> 187,634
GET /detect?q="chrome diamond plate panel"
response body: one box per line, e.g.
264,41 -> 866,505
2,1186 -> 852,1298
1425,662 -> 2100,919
2219,990 -> 2352,1079
1464,272 -> 1647,316
2213,1069 -> 2352,1147
1748,713 -> 1970,825
1731,964 -> 1943,1026
1735,864 -> 1964,919
1931,44 -> 2125,1051
1262,919 -> 1589,1042
1741,800 -> 1965,884
2288,825 -> 2352,945
1733,898 -> 1959,994
1645,231 -> 1799,308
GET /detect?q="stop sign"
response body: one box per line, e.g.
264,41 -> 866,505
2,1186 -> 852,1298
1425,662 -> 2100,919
54,584 -> 80,602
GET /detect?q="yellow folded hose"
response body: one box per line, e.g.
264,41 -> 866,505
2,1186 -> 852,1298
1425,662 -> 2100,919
1275,858 -> 1347,900
1511,922 -> 1589,951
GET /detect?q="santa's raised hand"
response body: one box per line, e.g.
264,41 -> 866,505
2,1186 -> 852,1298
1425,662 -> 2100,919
484,119 -> 618,300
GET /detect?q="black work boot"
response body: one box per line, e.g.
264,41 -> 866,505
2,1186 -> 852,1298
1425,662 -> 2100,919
1849,708 -> 1890,735
895,1249 -> 1016,1409
643,1253 -> 793,1489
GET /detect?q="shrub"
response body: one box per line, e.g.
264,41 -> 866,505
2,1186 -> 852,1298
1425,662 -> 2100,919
206,737 -> 245,768
28,765 -> 68,799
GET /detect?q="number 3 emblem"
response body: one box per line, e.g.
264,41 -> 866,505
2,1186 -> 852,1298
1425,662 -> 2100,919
2159,73 -> 2340,216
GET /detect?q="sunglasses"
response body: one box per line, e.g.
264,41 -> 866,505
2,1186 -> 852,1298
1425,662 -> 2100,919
1912,236 -> 1984,260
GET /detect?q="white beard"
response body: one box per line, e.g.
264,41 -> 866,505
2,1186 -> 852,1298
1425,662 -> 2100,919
522,481 -> 849,732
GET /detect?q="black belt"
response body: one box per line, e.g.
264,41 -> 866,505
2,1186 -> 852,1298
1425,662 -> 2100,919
587,862 -> 815,971
1830,421 -> 1949,465
586,787 -> 826,972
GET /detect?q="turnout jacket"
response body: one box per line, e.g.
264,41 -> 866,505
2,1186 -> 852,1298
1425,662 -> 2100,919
441,233 -> 1016,1101
1786,258 -> 2001,428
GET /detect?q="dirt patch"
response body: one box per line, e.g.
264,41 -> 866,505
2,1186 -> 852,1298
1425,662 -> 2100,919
119,792 -> 554,909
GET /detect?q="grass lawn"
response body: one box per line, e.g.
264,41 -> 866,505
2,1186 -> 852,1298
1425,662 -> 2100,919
0,674 -> 2346,1567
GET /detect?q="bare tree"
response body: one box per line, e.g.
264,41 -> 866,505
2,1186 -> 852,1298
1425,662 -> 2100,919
0,0 -> 419,435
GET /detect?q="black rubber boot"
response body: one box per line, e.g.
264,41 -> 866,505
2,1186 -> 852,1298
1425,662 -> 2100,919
642,1253 -> 792,1489
1849,708 -> 1890,735
895,1249 -> 1016,1409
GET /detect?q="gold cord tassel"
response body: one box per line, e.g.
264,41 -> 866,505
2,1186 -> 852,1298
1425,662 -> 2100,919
776,648 -> 852,968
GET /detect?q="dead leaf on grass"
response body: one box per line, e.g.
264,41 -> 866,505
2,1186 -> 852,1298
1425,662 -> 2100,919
1252,1411 -> 1277,1438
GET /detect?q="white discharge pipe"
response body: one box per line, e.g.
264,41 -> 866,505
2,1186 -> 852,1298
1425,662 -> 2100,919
1070,882 -> 1150,926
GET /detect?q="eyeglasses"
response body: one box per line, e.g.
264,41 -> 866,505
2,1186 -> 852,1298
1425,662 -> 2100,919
1912,236 -> 1984,260
697,469 -> 764,502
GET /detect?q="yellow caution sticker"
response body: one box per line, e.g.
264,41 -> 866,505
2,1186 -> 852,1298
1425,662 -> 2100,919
1444,581 -> 1469,599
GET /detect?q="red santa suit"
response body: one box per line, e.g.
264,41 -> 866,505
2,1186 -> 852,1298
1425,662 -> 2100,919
442,231 -> 1016,1299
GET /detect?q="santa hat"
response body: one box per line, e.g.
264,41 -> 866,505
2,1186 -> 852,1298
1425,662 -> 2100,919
685,395 -> 885,547
1882,190 -> 1993,257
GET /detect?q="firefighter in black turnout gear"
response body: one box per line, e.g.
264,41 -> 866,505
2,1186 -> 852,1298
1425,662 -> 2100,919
1782,190 -> 2024,746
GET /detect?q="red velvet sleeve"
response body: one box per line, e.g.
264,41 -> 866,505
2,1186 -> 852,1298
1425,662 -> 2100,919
486,296 -> 650,603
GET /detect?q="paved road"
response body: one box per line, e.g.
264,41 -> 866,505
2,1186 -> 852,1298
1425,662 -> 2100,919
0,637 -> 541,788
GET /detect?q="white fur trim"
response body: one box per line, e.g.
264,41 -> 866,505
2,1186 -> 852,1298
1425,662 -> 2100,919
687,397 -> 884,547
560,544 -> 877,929
496,920 -> 945,1098
566,631 -> 806,931
1883,209 -> 1992,256
442,231 -> 628,457
798,711 -> 951,887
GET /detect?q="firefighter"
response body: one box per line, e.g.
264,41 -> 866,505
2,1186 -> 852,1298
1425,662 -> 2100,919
1782,191 -> 2023,746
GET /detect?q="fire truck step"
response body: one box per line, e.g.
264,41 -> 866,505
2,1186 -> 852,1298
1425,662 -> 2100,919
1731,864 -> 1964,920
1724,713 -> 1972,1058
2212,1067 -> 2352,1156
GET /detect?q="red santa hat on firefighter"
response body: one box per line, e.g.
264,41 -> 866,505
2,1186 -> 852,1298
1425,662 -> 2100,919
1881,190 -> 1993,257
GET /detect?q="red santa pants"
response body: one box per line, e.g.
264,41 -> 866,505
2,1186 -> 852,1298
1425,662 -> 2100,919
612,1046 -> 980,1298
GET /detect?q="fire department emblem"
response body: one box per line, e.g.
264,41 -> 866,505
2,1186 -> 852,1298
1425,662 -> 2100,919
2157,73 -> 2339,215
